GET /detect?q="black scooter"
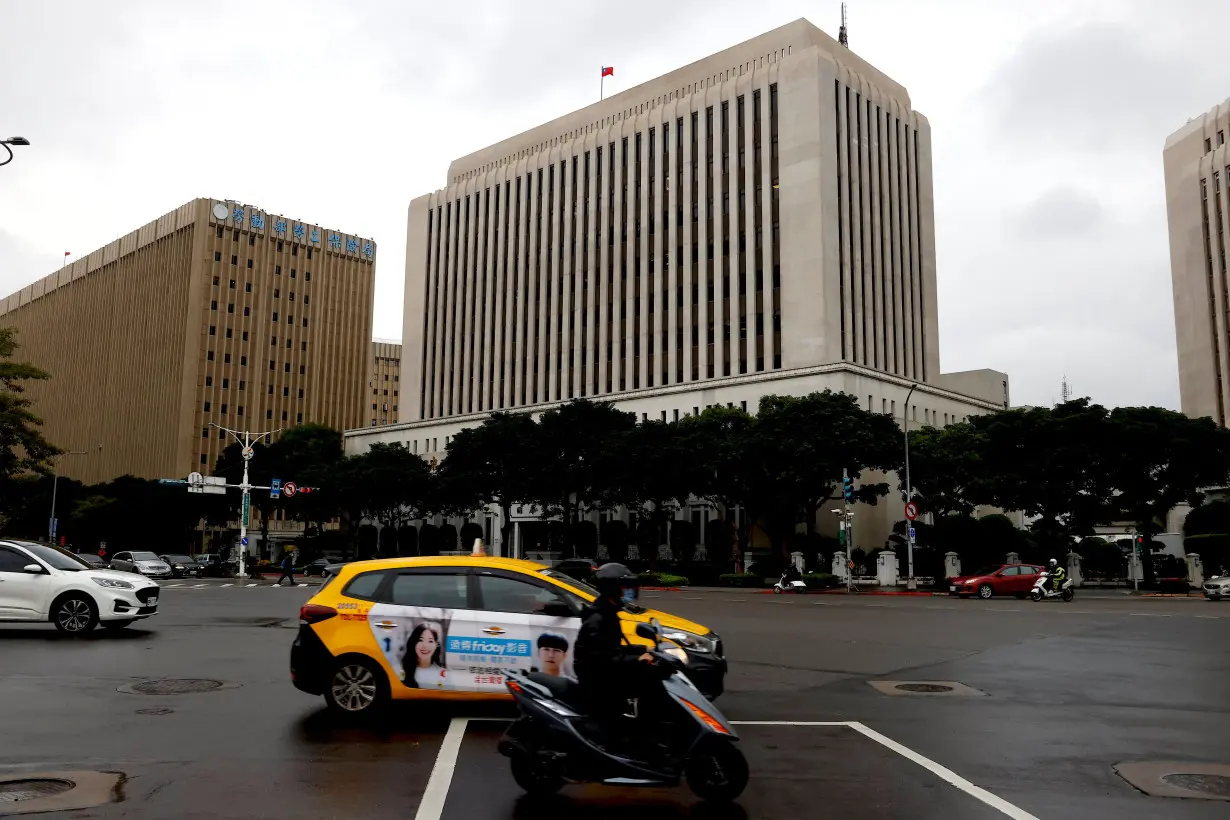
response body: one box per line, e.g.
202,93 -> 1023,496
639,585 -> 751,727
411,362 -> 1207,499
498,619 -> 748,802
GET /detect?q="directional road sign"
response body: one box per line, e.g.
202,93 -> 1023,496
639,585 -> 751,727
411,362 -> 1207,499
904,501 -> 919,521
908,527 -> 916,542
241,536 -> 248,546
270,478 -> 282,499
282,481 -> 298,497
241,494 -> 251,528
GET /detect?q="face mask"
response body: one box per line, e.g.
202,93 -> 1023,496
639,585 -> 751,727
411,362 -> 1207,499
621,586 -> 637,603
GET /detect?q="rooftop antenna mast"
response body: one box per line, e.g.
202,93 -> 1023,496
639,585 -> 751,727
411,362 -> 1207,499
1061,375 -> 1072,404
839,3 -> 849,47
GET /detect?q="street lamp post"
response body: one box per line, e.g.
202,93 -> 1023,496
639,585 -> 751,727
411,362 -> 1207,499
0,136 -> 31,167
49,449 -> 91,544
903,383 -> 918,590
210,424 -> 282,580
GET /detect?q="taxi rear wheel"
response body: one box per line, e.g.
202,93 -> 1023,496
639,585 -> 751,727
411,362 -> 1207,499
324,656 -> 389,717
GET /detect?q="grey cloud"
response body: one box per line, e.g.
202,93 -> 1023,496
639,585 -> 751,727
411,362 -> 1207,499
983,22 -> 1223,153
1013,187 -> 1105,239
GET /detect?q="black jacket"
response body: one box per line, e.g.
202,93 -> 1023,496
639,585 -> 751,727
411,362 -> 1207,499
574,597 -> 642,696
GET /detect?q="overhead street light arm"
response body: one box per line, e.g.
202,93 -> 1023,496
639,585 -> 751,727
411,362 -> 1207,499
0,136 -> 31,168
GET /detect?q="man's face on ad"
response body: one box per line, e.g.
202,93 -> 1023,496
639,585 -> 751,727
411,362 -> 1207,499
539,646 -> 566,676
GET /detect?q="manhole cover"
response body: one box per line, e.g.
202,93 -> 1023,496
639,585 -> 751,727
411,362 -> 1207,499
896,683 -> 954,693
136,707 -> 174,716
127,679 -> 223,695
1115,762 -> 1230,801
868,680 -> 987,697
0,778 -> 75,802
1162,774 -> 1230,798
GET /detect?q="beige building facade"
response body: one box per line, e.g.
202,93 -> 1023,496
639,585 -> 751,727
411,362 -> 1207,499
0,198 -> 376,484
1165,99 -> 1230,425
349,19 -> 1010,556
368,340 -> 403,426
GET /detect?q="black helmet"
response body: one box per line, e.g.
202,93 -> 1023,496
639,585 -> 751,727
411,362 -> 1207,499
594,562 -> 639,603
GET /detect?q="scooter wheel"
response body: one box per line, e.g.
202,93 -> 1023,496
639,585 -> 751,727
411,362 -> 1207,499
686,739 -> 749,802
773,587 -> 782,594
1061,589 -> 1074,602
510,755 -> 564,796
1030,590 -> 1042,602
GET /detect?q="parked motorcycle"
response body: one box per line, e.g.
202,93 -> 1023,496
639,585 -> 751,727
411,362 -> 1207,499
773,570 -> 808,594
1030,571 -> 1074,602
499,619 -> 748,803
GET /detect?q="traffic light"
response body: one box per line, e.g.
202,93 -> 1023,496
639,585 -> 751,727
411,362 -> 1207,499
843,476 -> 854,502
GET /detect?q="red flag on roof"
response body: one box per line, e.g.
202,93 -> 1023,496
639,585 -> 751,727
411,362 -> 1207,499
64,251 -> 70,257
601,66 -> 614,77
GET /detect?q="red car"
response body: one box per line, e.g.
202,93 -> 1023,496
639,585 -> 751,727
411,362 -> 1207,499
948,564 -> 1045,599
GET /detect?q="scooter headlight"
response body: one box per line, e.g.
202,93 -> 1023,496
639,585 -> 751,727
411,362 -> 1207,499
662,646 -> 690,665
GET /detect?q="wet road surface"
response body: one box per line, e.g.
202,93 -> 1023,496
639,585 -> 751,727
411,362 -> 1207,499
2,583 -> 1228,818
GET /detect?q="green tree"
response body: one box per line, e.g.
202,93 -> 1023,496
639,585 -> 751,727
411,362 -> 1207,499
976,400 -> 1116,553
0,328 -> 61,497
615,419 -> 699,565
530,400 -> 637,545
906,422 -> 991,517
1103,406 -> 1230,586
684,405 -> 757,569
436,412 -> 538,553
352,442 -> 434,535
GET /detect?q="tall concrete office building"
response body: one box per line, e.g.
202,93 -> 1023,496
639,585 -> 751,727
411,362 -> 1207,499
0,198 -> 377,484
352,19 -> 1010,552
1165,99 -> 1230,425
368,340 -> 403,426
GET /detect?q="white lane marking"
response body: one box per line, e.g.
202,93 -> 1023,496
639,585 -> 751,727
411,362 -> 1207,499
220,583 -> 233,588
1129,613 -> 1172,617
414,717 -> 469,820
1195,614 -> 1220,619
731,721 -> 848,726
682,596 -> 704,600
165,583 -> 184,588
847,722 -> 1040,820
246,583 -> 258,588
191,583 -> 209,589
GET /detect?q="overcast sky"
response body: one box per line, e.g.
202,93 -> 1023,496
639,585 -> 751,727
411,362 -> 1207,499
2,0 -> 1226,410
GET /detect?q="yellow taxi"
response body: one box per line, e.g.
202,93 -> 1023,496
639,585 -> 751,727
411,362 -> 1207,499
291,556 -> 727,716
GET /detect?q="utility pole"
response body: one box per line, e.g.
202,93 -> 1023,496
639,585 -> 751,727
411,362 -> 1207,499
842,469 -> 856,593
211,423 -> 282,581
49,449 -> 92,544
903,383 -> 917,590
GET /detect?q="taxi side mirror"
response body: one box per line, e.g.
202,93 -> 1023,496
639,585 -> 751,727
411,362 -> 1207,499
542,601 -> 575,618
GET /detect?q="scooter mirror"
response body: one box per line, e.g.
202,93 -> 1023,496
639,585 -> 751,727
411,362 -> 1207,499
635,622 -> 657,641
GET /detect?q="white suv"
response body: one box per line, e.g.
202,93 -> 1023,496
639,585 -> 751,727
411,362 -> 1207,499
0,540 -> 160,635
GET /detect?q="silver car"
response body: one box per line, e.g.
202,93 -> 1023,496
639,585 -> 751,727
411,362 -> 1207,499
109,550 -> 173,580
1204,575 -> 1229,601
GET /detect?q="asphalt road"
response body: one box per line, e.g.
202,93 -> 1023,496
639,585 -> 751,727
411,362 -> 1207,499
2,582 -> 1228,819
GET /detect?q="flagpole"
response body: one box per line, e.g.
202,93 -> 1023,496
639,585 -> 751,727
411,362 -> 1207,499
600,67 -> 604,101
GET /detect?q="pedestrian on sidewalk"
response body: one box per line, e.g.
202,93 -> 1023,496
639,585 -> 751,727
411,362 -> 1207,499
277,552 -> 296,586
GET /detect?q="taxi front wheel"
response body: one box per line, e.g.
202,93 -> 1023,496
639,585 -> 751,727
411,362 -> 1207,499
324,656 -> 390,718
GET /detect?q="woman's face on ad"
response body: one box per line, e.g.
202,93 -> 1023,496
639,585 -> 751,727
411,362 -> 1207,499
415,629 -> 438,666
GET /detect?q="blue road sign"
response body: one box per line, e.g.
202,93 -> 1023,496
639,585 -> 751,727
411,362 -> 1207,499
908,527 -> 916,541
270,478 -> 282,499
241,536 -> 248,546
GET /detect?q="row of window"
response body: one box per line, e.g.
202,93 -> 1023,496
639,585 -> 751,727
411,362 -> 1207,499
421,84 -> 783,421
214,224 -> 315,259
211,257 -> 314,280
1199,169 -> 1230,426
1204,130 -> 1226,155
834,80 -> 927,381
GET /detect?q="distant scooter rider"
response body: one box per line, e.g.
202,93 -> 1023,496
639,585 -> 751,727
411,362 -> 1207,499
574,563 -> 663,745
1048,558 -> 1067,594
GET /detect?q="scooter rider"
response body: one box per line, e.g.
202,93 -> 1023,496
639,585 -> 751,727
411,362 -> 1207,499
574,563 -> 664,745
1048,558 -> 1067,594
